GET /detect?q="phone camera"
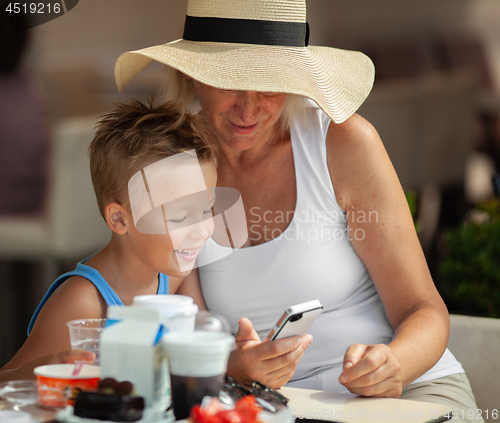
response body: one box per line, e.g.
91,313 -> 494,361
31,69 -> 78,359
290,313 -> 303,322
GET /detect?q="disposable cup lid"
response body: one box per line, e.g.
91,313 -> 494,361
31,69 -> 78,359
163,331 -> 235,353
133,294 -> 198,316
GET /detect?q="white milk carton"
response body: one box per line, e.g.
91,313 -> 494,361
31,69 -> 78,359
100,306 -> 170,411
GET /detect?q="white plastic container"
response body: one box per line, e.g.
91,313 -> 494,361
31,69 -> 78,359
163,332 -> 235,420
162,332 -> 234,377
100,306 -> 170,411
133,294 -> 198,332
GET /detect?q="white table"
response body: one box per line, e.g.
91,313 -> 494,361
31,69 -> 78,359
0,388 -> 452,423
280,387 -> 451,423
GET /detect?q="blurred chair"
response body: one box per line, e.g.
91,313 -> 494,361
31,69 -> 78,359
419,71 -> 478,187
357,78 -> 422,190
368,38 -> 433,82
358,71 -> 477,190
448,314 -> 500,422
436,33 -> 500,170
436,33 -> 494,94
0,115 -> 110,297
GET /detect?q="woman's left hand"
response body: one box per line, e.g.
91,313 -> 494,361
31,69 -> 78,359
339,343 -> 403,398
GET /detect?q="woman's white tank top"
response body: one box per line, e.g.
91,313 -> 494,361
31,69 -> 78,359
197,102 -> 463,392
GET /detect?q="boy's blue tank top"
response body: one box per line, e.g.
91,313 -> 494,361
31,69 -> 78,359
27,257 -> 168,335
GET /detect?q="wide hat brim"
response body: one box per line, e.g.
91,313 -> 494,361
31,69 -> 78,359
115,39 -> 375,124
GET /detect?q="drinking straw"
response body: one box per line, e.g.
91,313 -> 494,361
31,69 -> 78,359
72,362 -> 83,376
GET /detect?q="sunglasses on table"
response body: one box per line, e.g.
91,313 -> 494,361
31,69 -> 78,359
220,376 -> 289,413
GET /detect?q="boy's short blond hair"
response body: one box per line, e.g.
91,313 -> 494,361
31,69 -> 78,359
89,99 -> 216,218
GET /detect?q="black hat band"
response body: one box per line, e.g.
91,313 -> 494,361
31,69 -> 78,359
183,15 -> 309,47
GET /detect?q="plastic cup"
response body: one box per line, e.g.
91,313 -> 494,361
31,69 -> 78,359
34,364 -> 100,408
133,294 -> 198,332
0,410 -> 36,422
0,379 -> 62,420
195,310 -> 232,333
67,318 -> 106,365
163,331 -> 235,420
0,380 -> 39,408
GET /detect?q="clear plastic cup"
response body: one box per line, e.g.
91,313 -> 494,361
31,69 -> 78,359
195,310 -> 231,333
67,318 -> 106,365
0,410 -> 36,422
0,380 -> 39,408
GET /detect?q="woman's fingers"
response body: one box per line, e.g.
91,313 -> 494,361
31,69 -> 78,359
228,317 -> 313,387
339,344 -> 402,398
342,343 -> 369,372
228,335 -> 312,386
259,335 -> 313,388
340,344 -> 385,383
235,317 -> 261,343
260,334 -> 312,361
346,373 -> 402,398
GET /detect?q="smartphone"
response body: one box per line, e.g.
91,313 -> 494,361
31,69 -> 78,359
264,299 -> 323,341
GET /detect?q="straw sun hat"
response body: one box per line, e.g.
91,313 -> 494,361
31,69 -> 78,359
114,0 -> 375,124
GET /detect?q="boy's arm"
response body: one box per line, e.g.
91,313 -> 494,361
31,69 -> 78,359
0,350 -> 95,382
173,268 -> 208,311
0,276 -> 106,381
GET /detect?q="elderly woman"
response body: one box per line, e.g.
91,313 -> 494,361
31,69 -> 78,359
115,0 -> 481,421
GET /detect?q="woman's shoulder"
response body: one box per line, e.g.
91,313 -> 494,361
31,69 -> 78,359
325,113 -> 398,208
326,113 -> 380,150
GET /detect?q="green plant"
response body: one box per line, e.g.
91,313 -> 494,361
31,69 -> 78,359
405,190 -> 421,234
438,199 -> 500,318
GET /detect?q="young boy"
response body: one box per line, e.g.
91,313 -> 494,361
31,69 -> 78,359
0,99 -> 218,381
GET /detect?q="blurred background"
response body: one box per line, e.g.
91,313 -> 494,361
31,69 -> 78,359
1,0 -> 500,367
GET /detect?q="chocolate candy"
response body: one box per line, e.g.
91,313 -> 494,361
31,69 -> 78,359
74,391 -> 145,422
74,378 -> 144,422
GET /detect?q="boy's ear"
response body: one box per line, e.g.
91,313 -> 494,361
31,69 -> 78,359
104,202 -> 130,235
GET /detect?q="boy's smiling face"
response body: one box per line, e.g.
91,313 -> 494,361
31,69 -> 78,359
163,162 -> 217,274
126,154 -> 217,277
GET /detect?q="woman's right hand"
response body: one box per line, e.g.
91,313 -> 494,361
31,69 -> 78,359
226,318 -> 313,389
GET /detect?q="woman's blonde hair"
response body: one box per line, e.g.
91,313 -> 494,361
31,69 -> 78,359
160,67 -> 305,133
